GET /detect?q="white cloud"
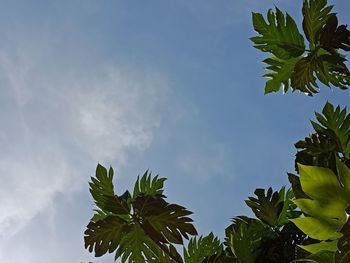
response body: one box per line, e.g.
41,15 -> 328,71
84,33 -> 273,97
0,41 -> 169,259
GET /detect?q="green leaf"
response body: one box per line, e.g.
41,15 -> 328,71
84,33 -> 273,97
89,164 -> 115,210
133,170 -> 167,198
245,187 -> 283,226
263,56 -> 301,94
225,217 -> 273,263
183,233 -> 222,263
293,198 -> 347,225
297,163 -> 349,206
288,173 -> 309,199
291,51 -> 319,95
115,223 -> 163,263
302,0 -> 335,45
150,244 -> 183,263
89,165 -> 131,218
299,240 -> 338,253
291,161 -> 350,243
294,102 -> 350,176
312,102 -> 350,158
251,8 -> 305,60
316,52 -> 350,90
276,187 -> 300,225
133,195 -> 197,245
84,215 -> 130,257
306,251 -> 335,263
86,167 -> 196,262
290,217 -> 342,240
295,133 -> 338,173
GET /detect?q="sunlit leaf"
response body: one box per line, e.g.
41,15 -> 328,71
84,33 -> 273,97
299,240 -> 338,253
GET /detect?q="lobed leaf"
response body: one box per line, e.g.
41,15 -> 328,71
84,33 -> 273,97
245,187 -> 284,227
225,218 -> 272,263
84,215 -> 130,257
183,233 -> 222,263
251,8 -> 305,60
133,195 -> 197,245
263,56 -> 301,94
89,164 -> 115,210
302,0 -> 335,45
318,15 -> 350,52
133,170 -> 167,198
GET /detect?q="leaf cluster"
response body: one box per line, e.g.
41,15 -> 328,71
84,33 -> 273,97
85,165 -> 197,262
295,102 -> 350,174
251,0 -> 350,95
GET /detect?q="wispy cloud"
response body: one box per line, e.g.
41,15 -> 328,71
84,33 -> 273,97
0,39 -> 169,261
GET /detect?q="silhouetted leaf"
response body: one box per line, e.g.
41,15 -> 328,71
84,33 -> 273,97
318,15 -> 350,52
245,187 -> 283,227
133,195 -> 197,245
84,215 -> 130,257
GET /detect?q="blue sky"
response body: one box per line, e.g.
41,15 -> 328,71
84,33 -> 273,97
0,1 -> 349,262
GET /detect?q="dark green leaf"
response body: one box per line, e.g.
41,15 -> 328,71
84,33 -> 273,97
313,102 -> 350,158
114,223 -> 163,263
225,217 -> 273,263
245,187 -> 284,226
263,56 -> 301,94
184,233 -> 222,263
133,170 -> 167,198
295,133 -> 338,174
302,0 -> 335,45
89,165 -> 131,218
251,8 -> 305,59
334,218 -> 350,263
133,195 -> 197,245
306,251 -> 334,263
288,173 -> 309,199
89,164 -> 115,210
291,51 -> 319,95
318,15 -> 350,52
84,215 -> 130,257
316,52 -> 350,90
